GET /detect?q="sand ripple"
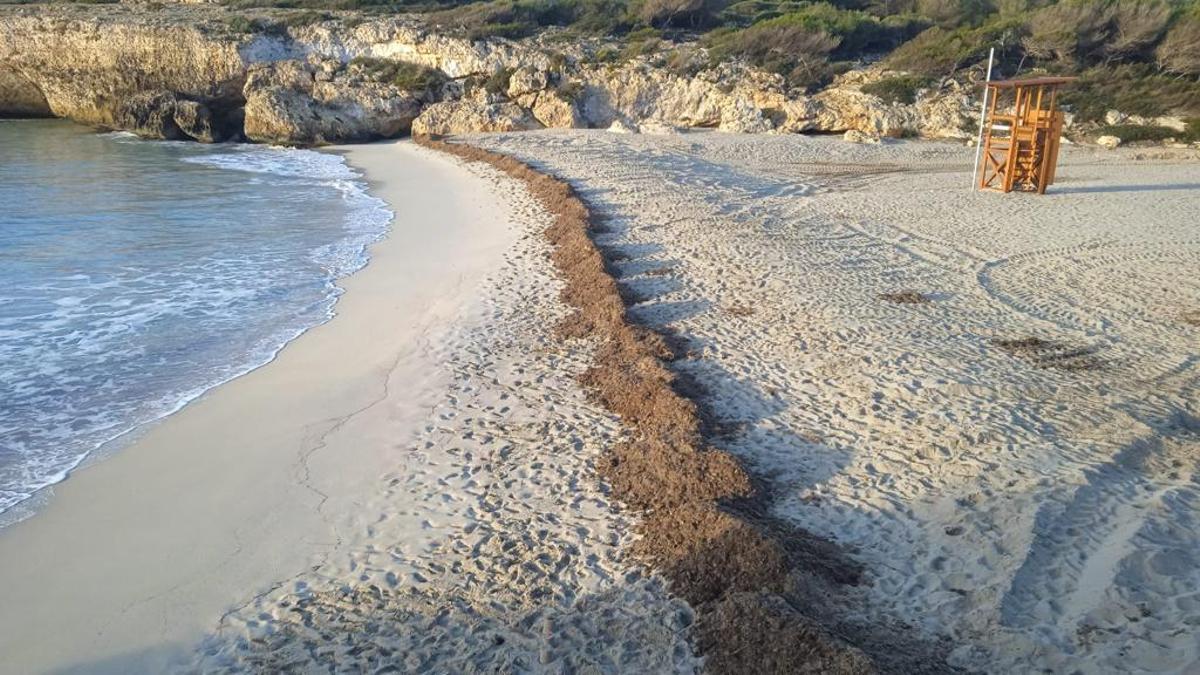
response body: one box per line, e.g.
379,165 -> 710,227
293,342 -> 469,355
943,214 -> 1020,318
468,131 -> 1200,674
188,158 -> 698,674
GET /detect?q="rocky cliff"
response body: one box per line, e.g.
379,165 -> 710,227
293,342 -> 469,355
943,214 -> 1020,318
0,4 -> 980,145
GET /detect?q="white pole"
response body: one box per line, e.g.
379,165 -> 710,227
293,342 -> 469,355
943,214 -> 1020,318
971,47 -> 996,192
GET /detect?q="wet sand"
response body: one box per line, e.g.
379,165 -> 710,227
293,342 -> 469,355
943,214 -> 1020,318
4,131 -> 1195,674
0,141 -> 524,672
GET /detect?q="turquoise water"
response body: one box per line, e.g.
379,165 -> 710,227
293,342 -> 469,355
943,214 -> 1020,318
0,120 -> 391,520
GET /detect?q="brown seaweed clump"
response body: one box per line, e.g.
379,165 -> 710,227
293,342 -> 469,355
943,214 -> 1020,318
414,135 -> 873,674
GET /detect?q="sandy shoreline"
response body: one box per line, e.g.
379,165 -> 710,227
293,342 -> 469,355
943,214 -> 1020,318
468,130 -> 1200,673
1,131 -> 1195,673
0,141 -> 526,672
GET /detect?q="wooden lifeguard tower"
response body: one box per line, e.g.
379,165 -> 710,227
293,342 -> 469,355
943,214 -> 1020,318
977,77 -> 1075,194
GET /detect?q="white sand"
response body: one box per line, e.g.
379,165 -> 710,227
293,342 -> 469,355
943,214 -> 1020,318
0,139 -> 695,673
190,145 -> 695,673
5,131 -> 1194,674
469,130 -> 1200,673
0,140 -> 507,672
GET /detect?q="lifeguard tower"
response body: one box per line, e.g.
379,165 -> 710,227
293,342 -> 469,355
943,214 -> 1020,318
976,77 -> 1075,194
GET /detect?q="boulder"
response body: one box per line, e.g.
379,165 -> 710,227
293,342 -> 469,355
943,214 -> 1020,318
527,92 -> 583,129
638,120 -> 681,135
1096,135 -> 1123,150
112,91 -> 188,140
607,118 -> 638,134
506,66 -> 549,99
914,92 -> 973,139
111,91 -> 226,142
242,60 -> 423,145
173,99 -> 219,143
808,87 -> 916,136
411,100 -> 540,136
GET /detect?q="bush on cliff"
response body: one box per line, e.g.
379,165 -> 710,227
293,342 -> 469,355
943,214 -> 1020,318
1060,64 -> 1200,121
351,57 -> 447,91
861,74 -> 933,103
210,0 -> 1200,119
706,15 -> 842,89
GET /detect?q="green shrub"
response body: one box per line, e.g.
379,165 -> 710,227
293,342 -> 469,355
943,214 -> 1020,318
1061,64 -> 1200,121
483,67 -> 514,94
430,0 -> 635,41
620,35 -> 663,59
279,10 -> 334,26
861,75 -> 933,103
886,17 -> 1024,75
1157,15 -> 1200,75
636,0 -> 727,29
914,0 -> 990,28
719,0 -> 813,26
1093,124 -> 1178,142
625,25 -> 663,40
706,16 -> 841,89
664,45 -> 708,75
224,14 -> 257,32
351,57 -> 447,91
594,45 -> 621,61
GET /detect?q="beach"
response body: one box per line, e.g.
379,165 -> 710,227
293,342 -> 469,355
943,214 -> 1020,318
466,131 -> 1200,673
0,140 -> 662,672
0,131 -> 1196,674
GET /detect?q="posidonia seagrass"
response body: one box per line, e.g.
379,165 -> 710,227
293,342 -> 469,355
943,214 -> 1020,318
414,135 -> 873,674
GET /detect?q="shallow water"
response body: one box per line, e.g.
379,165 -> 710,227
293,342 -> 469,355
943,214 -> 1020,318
0,120 -> 391,520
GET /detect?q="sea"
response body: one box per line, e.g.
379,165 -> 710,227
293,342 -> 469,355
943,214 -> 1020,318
0,119 -> 392,524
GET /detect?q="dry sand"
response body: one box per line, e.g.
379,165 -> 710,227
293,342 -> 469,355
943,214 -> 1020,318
463,130 -> 1200,674
0,140 -> 692,673
3,131 -> 1195,674
189,140 -> 698,673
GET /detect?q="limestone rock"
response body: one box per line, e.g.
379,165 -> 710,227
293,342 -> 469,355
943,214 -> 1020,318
638,120 -> 680,135
411,100 -> 540,136
506,66 -> 549,99
607,118 -> 638,134
0,6 -> 1043,144
110,90 -> 222,142
112,91 -> 187,140
525,92 -> 583,129
576,60 -> 777,133
0,10 -> 247,130
1096,135 -> 1123,150
808,88 -> 916,136
173,99 -> 219,143
0,69 -> 51,117
242,60 -> 422,145
843,129 -> 880,144
1124,114 -> 1188,131
914,92 -> 973,139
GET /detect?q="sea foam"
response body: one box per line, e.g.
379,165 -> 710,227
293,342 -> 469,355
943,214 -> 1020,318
0,122 -> 392,522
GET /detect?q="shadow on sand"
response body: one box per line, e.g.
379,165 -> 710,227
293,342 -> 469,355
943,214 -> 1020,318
1053,182 -> 1200,194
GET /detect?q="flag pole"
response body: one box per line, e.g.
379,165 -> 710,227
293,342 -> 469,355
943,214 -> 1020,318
971,47 -> 996,192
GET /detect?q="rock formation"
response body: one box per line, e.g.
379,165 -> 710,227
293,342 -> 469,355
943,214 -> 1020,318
411,100 -> 540,136
242,59 -> 423,144
0,4 -> 1011,145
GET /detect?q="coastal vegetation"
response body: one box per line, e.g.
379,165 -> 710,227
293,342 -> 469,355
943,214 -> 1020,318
350,56 -> 447,90
207,0 -> 1200,114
